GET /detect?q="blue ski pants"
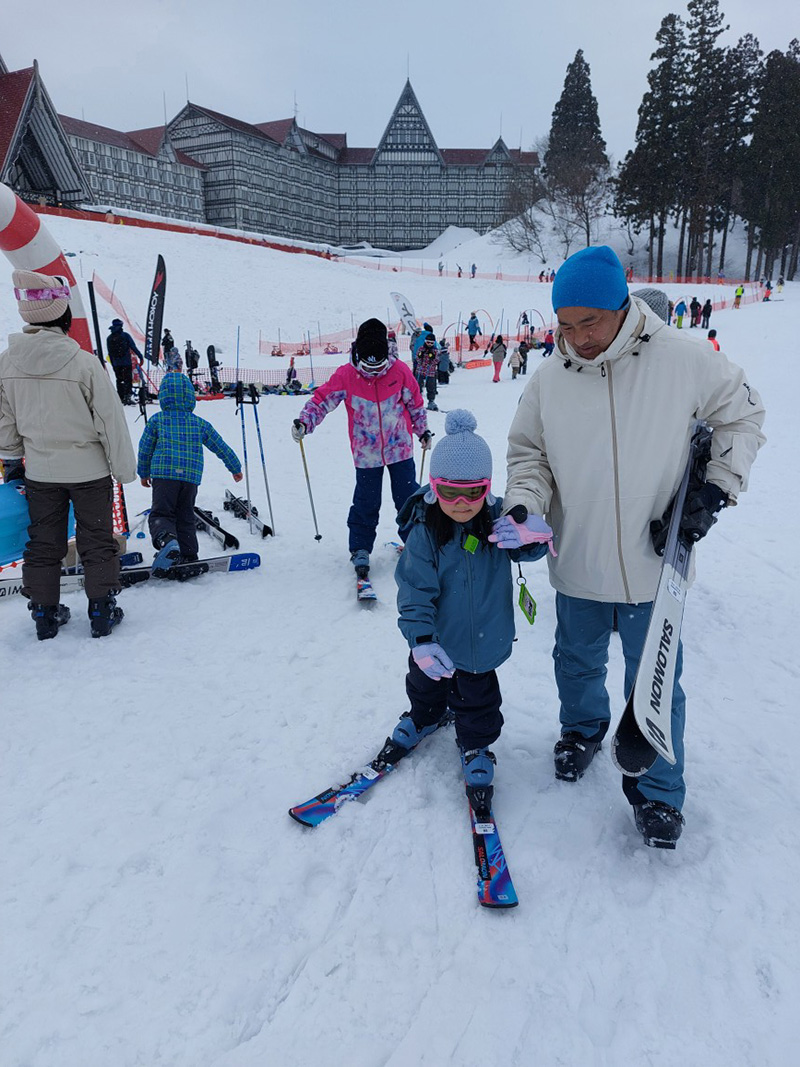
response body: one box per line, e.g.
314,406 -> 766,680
553,592 -> 686,810
348,458 -> 418,554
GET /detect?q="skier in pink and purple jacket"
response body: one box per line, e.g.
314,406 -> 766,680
291,318 -> 431,580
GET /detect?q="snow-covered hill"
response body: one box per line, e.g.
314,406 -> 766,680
1,215 -> 796,1067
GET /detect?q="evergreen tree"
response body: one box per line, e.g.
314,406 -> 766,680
544,50 -> 610,245
717,33 -> 763,274
615,14 -> 689,277
740,42 -> 800,279
681,0 -> 730,277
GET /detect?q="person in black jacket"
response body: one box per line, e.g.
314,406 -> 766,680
106,319 -> 143,405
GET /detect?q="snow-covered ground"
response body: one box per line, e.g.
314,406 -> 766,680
1,215 -> 797,1067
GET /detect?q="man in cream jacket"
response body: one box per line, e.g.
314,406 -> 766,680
501,246 -> 765,848
0,271 -> 136,639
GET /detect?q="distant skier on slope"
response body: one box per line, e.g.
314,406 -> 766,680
290,318 -> 431,584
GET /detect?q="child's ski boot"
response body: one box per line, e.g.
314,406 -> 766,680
461,746 -> 497,816
372,711 -> 452,770
152,537 -> 181,576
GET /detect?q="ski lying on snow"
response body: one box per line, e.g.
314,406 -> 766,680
223,489 -> 272,537
0,551 -> 145,600
357,576 -> 377,604
468,799 -> 518,909
288,713 -> 454,827
63,551 -> 143,574
142,551 -> 260,584
194,507 -> 239,550
0,551 -> 260,600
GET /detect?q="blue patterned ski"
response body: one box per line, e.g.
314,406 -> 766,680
469,800 -> 519,909
289,714 -> 453,827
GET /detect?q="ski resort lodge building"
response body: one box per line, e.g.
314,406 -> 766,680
0,55 -> 538,250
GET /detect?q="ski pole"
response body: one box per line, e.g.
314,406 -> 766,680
235,381 -> 254,535
234,327 -> 254,536
248,383 -> 276,535
298,438 -> 322,541
420,444 -> 427,484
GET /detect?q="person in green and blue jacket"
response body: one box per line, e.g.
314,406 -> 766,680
137,372 -> 242,571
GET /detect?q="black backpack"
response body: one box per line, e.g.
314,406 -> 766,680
107,332 -> 129,362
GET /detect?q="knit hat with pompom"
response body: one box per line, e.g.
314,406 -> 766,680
426,409 -> 494,503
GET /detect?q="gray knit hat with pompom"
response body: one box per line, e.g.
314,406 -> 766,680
426,409 -> 494,503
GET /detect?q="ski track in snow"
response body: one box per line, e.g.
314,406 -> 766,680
1,215 -> 798,1067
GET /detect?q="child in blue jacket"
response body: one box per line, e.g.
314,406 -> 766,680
387,409 -> 553,811
137,373 -> 242,571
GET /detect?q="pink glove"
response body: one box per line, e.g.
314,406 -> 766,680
489,512 -> 556,555
412,643 -> 455,680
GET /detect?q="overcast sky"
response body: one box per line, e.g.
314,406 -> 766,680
5,0 -> 796,161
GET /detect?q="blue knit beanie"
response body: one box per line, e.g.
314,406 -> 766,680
552,246 -> 628,312
426,410 -> 494,502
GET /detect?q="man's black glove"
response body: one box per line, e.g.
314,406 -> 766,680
651,482 -> 727,555
507,504 -> 528,524
680,482 -> 728,543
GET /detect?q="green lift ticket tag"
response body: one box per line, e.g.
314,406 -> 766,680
463,534 -> 479,554
518,581 -> 537,625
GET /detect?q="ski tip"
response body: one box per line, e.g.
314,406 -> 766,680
230,553 -> 261,571
478,894 -> 519,910
288,808 -> 317,827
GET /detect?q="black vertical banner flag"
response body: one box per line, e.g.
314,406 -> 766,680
144,255 -> 166,364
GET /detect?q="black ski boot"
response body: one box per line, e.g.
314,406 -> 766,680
88,593 -> 124,638
29,602 -> 70,641
554,731 -> 602,782
633,801 -> 685,849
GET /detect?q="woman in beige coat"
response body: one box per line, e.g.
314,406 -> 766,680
0,270 -> 136,639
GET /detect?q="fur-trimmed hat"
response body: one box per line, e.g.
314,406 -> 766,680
12,269 -> 71,324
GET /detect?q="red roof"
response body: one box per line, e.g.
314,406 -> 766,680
60,115 -> 205,169
0,67 -> 34,171
339,148 -> 375,165
127,125 -> 206,169
60,114 -> 144,152
126,125 -> 166,154
440,149 -> 490,165
339,146 -> 539,168
254,118 -> 294,143
318,132 -> 347,150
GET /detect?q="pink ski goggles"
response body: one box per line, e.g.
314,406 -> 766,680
14,284 -> 71,301
430,477 -> 491,504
